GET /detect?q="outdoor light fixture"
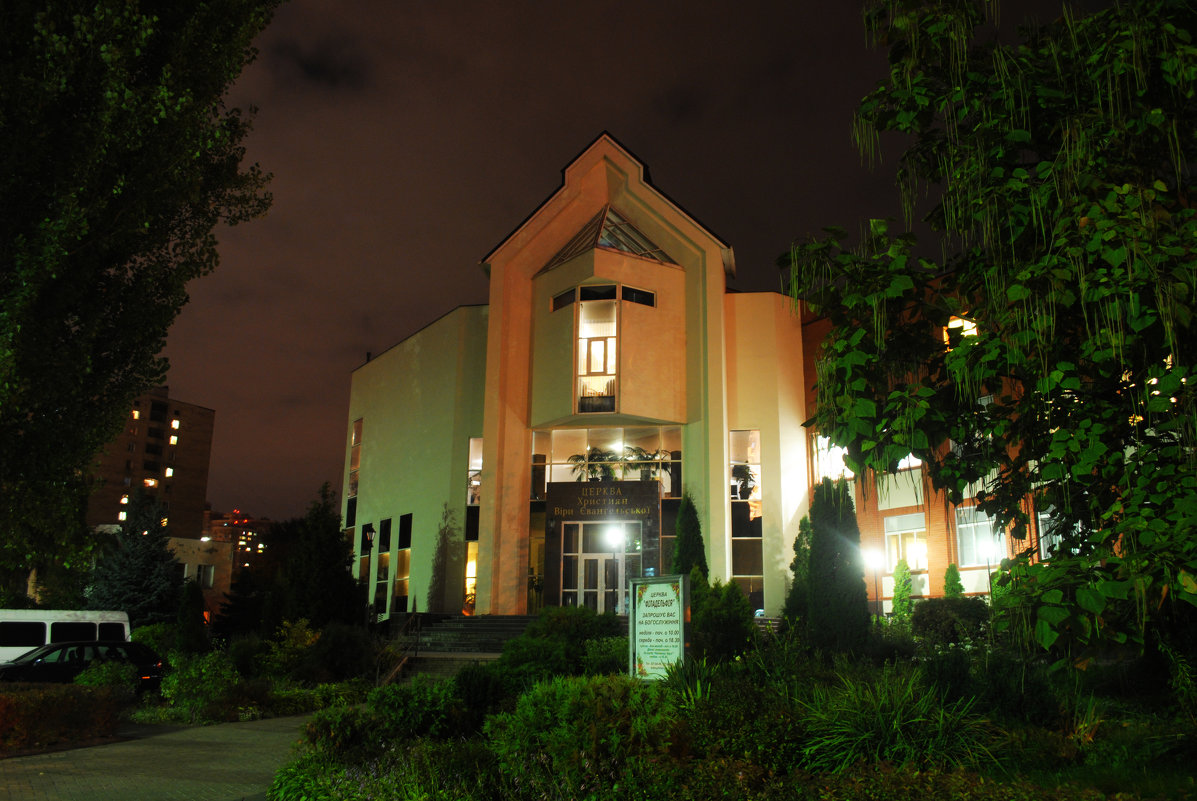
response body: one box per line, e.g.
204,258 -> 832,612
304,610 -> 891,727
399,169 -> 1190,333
604,525 -> 625,551
363,523 -> 376,552
862,548 -> 884,617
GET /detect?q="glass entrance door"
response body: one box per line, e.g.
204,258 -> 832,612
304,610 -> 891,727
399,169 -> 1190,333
561,521 -> 642,614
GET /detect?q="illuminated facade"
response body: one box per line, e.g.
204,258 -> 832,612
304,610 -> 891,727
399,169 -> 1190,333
342,134 -> 1039,620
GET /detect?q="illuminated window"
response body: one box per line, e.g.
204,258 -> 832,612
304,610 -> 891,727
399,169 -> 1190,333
169,435 -> 178,445
577,287 -> 618,413
944,315 -> 978,348
143,478 -> 158,488
160,517 -> 168,527
131,410 -> 140,420
955,506 -> 1005,567
120,495 -> 129,505
171,419 -> 180,430
466,438 -> 483,505
815,436 -> 854,480
164,467 -> 174,477
884,512 -> 928,571
897,453 -> 922,470
118,511 -> 127,521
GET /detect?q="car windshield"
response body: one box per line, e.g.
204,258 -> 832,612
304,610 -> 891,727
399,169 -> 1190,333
8,645 -> 57,664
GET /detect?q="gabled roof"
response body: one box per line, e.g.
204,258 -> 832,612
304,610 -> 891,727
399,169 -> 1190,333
481,132 -> 732,276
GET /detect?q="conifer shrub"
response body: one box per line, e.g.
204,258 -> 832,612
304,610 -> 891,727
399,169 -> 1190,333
806,477 -> 869,652
890,559 -> 914,624
691,572 -> 756,662
943,563 -> 965,598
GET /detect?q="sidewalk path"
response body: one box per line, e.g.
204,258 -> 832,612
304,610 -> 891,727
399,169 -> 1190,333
0,715 -> 310,801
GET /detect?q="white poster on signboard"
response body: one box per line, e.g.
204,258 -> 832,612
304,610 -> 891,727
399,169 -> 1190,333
628,574 -> 688,680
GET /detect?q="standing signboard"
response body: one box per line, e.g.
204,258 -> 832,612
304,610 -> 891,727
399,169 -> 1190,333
628,573 -> 688,679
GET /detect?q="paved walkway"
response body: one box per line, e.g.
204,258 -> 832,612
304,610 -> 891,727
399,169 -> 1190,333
0,715 -> 310,801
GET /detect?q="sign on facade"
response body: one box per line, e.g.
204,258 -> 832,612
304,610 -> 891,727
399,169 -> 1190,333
628,574 -> 688,679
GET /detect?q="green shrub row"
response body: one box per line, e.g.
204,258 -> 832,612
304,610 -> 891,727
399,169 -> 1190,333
0,684 -> 125,752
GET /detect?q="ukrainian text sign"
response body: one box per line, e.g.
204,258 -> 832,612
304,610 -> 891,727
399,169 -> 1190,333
629,574 -> 687,680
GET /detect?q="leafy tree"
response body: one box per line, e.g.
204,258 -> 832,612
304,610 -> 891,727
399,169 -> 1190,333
782,514 -> 813,627
806,477 -> 869,652
267,484 -> 361,630
891,559 -> 914,625
670,492 -> 708,579
86,494 -> 182,628
786,0 -> 1197,659
943,563 -> 965,599
0,1 -> 280,597
213,568 -> 266,640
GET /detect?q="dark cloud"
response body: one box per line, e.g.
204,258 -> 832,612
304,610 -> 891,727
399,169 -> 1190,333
268,36 -> 372,90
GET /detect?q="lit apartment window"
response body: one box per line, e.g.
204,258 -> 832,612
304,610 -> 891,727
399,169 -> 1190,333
955,505 -> 1005,567
944,315 -> 978,348
131,410 -> 140,420
171,419 -> 180,430
884,512 -> 928,571
577,285 -> 618,413
143,478 -> 158,488
118,511 -> 127,521
169,435 -> 178,445
120,495 -> 129,505
164,467 -> 174,477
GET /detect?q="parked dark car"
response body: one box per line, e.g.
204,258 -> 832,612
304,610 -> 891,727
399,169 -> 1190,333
0,641 -> 164,690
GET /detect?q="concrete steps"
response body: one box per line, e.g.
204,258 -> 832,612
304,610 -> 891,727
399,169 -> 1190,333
389,614 -> 534,682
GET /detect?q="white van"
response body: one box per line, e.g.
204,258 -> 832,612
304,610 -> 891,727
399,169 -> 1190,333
0,610 -> 131,661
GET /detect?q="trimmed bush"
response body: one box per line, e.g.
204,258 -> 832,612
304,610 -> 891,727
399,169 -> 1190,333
0,684 -> 124,752
691,575 -> 756,662
367,675 -> 462,740
485,674 -> 675,798
74,658 -> 139,702
912,596 -> 989,645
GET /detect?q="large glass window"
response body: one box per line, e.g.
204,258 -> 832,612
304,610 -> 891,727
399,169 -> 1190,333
532,427 -> 682,497
467,438 -> 483,505
730,430 -> 764,611
577,289 -> 618,413
955,506 -> 1005,567
884,512 -> 928,571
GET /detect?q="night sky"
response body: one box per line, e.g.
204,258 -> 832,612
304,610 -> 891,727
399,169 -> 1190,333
158,1 -> 1039,522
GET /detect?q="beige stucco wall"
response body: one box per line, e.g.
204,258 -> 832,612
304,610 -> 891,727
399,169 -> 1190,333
724,292 -> 810,614
477,135 -> 735,614
343,306 -> 488,618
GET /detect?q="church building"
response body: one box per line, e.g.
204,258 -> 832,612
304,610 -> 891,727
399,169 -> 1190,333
341,133 -> 1019,620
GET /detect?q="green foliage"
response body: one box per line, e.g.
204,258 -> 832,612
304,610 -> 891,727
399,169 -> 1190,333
73,659 -> 138,702
670,492 -> 708,579
484,674 -> 675,799
265,485 -> 361,631
799,664 -> 998,773
788,0 -> 1197,662
583,635 -> 628,675
294,622 -> 375,684
690,570 -> 756,662
454,660 -> 516,733
943,563 -> 965,599
85,494 -> 181,627
367,676 -> 463,740
131,622 -> 175,656
0,684 -> 124,752
160,649 -> 239,723
261,619 -> 320,679
0,0 -> 279,594
504,604 -> 622,679
912,596 -> 989,645
806,478 -> 869,652
890,559 -> 913,624
174,579 -> 209,654
782,514 -> 813,628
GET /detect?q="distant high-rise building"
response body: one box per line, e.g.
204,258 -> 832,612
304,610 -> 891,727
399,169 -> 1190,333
86,386 -> 215,540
